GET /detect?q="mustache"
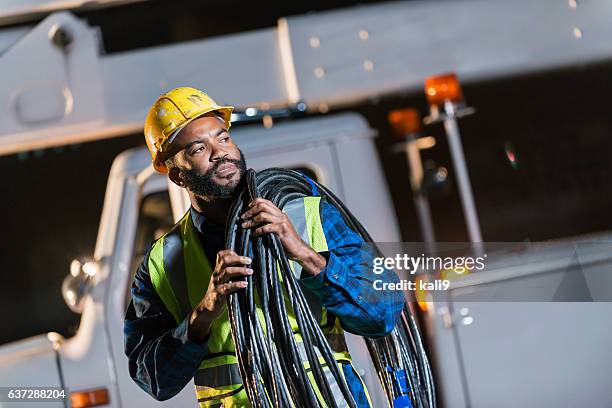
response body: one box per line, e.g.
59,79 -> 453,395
208,157 -> 242,175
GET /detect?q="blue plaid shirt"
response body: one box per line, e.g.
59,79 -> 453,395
124,199 -> 404,406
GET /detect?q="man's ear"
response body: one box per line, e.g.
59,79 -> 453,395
168,166 -> 184,187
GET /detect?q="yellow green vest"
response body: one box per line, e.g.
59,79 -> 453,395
148,196 -> 368,407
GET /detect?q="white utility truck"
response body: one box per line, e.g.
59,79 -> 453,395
2,1 -> 612,407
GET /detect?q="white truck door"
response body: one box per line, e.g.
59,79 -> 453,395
104,161 -> 200,407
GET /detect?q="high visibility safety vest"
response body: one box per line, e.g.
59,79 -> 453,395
148,196 -> 371,408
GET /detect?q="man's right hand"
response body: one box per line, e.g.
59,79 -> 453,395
187,250 -> 252,344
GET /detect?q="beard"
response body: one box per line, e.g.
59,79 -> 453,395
181,149 -> 247,200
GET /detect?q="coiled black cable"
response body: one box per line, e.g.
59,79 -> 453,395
225,168 -> 435,408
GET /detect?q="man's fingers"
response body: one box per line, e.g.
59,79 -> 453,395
253,223 -> 281,237
218,280 -> 248,295
218,253 -> 252,268
241,203 -> 264,219
216,249 -> 237,259
247,197 -> 271,208
213,253 -> 252,283
241,200 -> 280,220
217,266 -> 253,282
241,212 -> 279,228
215,250 -> 236,268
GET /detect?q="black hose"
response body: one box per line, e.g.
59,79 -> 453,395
225,168 -> 435,408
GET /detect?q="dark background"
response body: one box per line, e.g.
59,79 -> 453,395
1,0 -> 611,345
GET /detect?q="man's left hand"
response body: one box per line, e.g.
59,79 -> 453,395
241,198 -> 326,276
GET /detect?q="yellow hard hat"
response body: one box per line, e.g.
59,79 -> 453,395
144,87 -> 234,173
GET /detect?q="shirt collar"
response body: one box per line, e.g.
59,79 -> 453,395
189,206 -> 225,237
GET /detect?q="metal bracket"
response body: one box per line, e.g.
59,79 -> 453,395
0,12 -> 106,155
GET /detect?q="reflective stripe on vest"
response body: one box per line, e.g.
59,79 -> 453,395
148,196 -> 357,407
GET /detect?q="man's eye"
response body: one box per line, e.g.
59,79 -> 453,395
192,146 -> 204,154
220,136 -> 229,142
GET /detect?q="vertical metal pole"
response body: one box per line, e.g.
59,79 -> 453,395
414,195 -> 436,246
442,101 -> 483,243
405,134 -> 437,252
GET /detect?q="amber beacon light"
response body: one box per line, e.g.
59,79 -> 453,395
70,387 -> 109,408
424,73 -> 464,106
388,108 -> 423,138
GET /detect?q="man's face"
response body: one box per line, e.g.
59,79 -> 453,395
164,113 -> 247,200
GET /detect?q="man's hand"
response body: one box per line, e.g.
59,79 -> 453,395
240,198 -> 326,276
188,250 -> 252,343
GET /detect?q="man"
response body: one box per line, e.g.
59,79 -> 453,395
124,87 -> 404,407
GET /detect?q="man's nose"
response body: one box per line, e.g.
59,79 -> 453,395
210,146 -> 229,162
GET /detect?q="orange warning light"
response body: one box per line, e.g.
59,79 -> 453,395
414,274 -> 430,313
424,73 -> 464,106
70,388 -> 109,408
387,108 -> 422,138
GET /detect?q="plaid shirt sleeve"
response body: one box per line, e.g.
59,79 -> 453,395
124,251 -> 210,401
299,200 -> 405,338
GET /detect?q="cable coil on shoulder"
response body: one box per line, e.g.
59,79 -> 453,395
225,168 -> 435,408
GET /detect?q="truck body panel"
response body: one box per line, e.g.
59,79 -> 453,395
3,1 -> 612,155
0,335 -> 63,407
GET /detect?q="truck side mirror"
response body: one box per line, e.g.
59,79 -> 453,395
62,257 -> 99,313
